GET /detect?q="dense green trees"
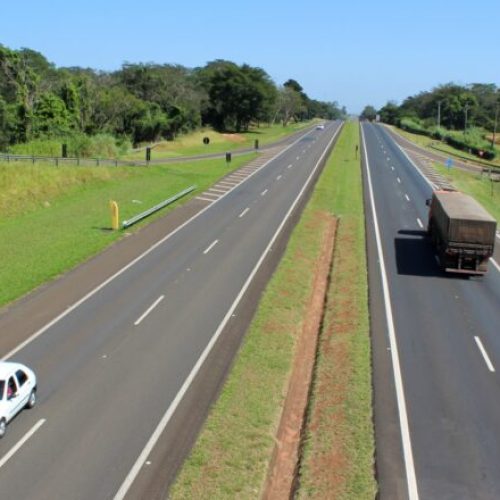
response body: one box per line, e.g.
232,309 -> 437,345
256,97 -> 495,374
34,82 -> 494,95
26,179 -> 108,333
0,44 -> 344,152
378,83 -> 500,159
378,83 -> 499,132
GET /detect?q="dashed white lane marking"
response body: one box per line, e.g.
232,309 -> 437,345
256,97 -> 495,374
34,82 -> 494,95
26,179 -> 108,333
475,337 -> 496,372
416,218 -> 424,229
261,189 -> 268,196
0,419 -> 46,470
287,164 -> 293,169
491,258 -> 500,273
134,295 -> 165,326
397,177 -> 401,183
296,156 -> 300,160
276,175 -> 282,180
239,207 -> 250,218
203,239 -> 219,255
391,166 -> 395,171
405,194 -> 410,202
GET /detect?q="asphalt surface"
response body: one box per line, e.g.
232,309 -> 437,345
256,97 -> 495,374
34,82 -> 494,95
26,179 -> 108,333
362,122 -> 500,500
0,121 -> 342,499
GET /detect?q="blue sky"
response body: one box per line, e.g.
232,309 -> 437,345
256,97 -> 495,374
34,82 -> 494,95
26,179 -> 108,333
1,0 -> 499,113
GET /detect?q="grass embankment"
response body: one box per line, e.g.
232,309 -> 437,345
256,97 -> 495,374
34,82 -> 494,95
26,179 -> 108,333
432,161 -> 500,221
124,121 -> 317,160
0,154 -> 255,307
392,126 -> 500,169
171,122 -> 376,499
297,123 -> 375,498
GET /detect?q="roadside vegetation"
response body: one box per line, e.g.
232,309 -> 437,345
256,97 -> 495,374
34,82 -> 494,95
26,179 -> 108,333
0,154 -> 255,307
432,161 -> 500,222
170,122 -> 376,499
361,82 -> 500,162
0,44 -> 345,156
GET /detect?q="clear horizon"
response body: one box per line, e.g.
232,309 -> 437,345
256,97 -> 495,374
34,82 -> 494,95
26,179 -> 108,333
1,0 -> 499,114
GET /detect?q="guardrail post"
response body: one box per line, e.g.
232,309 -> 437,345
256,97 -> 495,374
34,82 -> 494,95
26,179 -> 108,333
110,200 -> 120,230
32,155 -> 35,164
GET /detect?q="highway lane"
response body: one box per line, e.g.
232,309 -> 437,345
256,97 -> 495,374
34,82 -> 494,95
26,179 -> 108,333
0,121 -> 342,499
362,122 -> 500,500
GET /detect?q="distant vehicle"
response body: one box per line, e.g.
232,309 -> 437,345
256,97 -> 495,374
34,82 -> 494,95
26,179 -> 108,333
0,362 -> 37,438
316,124 -> 325,130
426,190 -> 497,274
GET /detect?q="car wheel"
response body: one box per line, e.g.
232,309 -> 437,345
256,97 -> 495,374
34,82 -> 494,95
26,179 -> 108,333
0,419 -> 6,438
26,389 -> 36,409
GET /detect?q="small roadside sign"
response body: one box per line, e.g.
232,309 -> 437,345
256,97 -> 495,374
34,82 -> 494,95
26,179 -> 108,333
445,158 -> 453,169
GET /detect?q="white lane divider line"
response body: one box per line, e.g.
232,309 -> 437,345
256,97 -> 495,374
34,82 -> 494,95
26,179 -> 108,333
203,239 -> 219,255
475,337 -> 496,372
0,419 -> 46,470
261,189 -> 268,196
276,175 -> 282,181
361,125 -> 419,500
491,258 -> 500,273
405,194 -> 410,202
134,295 -> 165,326
416,218 -> 424,229
397,177 -> 401,183
239,207 -> 250,218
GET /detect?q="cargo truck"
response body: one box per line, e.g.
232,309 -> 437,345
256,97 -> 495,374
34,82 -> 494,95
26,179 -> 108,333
426,190 -> 497,275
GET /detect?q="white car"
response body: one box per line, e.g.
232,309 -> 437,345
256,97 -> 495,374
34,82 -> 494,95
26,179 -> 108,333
0,362 -> 37,438
316,124 -> 325,130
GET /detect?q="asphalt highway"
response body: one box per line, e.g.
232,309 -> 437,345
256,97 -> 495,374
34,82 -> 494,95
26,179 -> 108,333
362,122 -> 500,500
0,121 -> 342,499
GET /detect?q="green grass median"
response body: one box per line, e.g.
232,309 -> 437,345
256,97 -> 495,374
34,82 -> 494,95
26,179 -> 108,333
171,122 -> 376,499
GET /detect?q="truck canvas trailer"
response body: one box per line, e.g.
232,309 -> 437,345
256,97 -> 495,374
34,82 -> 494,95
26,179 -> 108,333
427,190 -> 497,275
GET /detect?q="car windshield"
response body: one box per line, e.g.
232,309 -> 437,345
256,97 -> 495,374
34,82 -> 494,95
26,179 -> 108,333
0,380 -> 4,400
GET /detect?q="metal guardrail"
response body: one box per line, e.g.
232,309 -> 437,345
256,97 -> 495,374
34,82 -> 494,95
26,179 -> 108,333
122,185 -> 197,229
0,153 -> 144,167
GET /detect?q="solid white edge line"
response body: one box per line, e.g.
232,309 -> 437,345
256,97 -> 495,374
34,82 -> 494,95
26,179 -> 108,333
112,121 -> 344,500
474,336 -> 496,372
203,239 -> 218,255
416,218 -> 424,229
238,207 -> 250,218
0,419 -> 46,470
2,123 -> 321,362
134,296 -> 165,326
361,124 -> 419,500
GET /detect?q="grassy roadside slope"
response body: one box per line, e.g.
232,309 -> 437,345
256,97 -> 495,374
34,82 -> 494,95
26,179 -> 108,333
297,122 -> 376,498
124,121 -> 317,160
0,155 -> 254,307
171,122 -> 376,498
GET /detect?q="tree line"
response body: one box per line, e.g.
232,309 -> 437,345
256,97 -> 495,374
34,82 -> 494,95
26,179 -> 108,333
0,45 -> 345,151
360,83 -> 500,159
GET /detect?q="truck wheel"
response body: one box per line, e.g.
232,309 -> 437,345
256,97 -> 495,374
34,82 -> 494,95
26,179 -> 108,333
0,419 -> 6,438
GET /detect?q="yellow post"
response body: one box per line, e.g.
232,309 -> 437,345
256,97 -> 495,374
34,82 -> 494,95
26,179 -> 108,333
109,200 -> 120,230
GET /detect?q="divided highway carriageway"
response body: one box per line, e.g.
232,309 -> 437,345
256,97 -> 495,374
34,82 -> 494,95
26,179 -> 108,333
0,121 -> 342,499
362,122 -> 500,500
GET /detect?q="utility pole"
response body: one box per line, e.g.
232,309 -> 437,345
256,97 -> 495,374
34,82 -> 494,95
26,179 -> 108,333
464,103 -> 469,135
492,101 -> 499,149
